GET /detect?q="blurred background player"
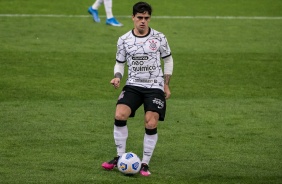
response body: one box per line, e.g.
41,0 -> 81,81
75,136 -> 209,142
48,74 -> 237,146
88,0 -> 123,27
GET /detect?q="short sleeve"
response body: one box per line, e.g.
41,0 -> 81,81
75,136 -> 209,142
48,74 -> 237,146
160,34 -> 171,59
116,37 -> 126,63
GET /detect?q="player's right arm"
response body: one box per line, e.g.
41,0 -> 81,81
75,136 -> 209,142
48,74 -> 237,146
111,36 -> 127,89
110,62 -> 125,89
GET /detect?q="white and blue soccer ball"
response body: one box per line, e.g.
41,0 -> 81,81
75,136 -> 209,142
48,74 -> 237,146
117,152 -> 141,174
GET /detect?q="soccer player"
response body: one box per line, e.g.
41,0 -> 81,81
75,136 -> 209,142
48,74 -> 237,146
101,1 -> 173,176
88,0 -> 123,27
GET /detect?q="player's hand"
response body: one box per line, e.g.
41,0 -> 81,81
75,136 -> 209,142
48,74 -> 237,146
164,85 -> 171,99
110,78 -> 121,89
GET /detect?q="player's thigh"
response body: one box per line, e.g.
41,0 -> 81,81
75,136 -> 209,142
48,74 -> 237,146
117,86 -> 143,118
143,89 -> 166,121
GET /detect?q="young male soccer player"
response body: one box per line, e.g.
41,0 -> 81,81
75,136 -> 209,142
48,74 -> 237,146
88,0 -> 122,26
101,1 -> 173,176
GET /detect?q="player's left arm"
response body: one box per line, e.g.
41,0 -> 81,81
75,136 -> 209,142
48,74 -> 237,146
159,33 -> 173,99
163,55 -> 173,99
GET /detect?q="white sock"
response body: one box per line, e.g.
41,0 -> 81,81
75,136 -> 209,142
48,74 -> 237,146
142,133 -> 158,165
92,0 -> 103,10
103,0 -> 114,19
114,125 -> 128,156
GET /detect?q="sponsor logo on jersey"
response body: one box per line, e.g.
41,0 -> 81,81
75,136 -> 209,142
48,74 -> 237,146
132,60 -> 145,65
132,56 -> 148,60
131,59 -> 156,72
129,79 -> 157,83
132,65 -> 156,72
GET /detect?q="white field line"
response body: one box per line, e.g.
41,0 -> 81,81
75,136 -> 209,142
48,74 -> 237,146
0,14 -> 282,20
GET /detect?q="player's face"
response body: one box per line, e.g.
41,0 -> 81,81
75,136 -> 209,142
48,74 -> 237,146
132,12 -> 151,35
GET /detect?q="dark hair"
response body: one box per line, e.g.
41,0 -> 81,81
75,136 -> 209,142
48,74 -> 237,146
133,2 -> 152,16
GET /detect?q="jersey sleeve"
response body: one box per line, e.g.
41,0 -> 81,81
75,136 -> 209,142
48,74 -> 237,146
116,37 -> 126,63
159,34 -> 172,59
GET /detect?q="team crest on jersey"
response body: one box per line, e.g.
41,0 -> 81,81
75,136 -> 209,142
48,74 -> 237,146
149,40 -> 157,50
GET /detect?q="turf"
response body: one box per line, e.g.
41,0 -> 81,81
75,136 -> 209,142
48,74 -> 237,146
0,0 -> 282,183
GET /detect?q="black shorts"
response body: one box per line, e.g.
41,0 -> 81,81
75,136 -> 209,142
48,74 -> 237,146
116,85 -> 166,121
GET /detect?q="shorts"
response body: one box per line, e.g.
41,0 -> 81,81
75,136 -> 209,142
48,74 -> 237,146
116,85 -> 166,121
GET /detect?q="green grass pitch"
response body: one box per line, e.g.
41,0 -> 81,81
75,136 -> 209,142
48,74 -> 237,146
0,0 -> 282,183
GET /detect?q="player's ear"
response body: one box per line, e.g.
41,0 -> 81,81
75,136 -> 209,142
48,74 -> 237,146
132,15 -> 135,20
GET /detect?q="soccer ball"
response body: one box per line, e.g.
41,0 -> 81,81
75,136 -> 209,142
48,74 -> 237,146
117,152 -> 141,174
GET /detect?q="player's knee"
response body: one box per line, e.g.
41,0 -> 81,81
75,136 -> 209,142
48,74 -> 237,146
146,123 -> 157,129
145,112 -> 159,128
145,120 -> 158,129
115,104 -> 131,120
115,112 -> 128,121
